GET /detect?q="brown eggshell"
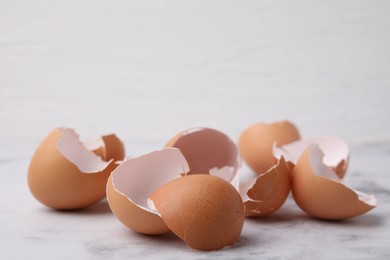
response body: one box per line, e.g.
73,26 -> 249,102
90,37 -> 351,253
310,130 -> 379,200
28,128 -> 117,210
275,136 -> 349,178
165,127 -> 240,188
107,148 -> 189,235
240,157 -> 291,217
239,121 -> 300,175
292,145 -> 376,220
101,134 -> 126,161
148,174 -> 245,251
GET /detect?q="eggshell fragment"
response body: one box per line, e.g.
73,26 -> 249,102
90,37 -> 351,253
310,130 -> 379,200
240,157 -> 291,217
148,174 -> 245,251
166,128 -> 240,188
239,121 -> 300,175
28,128 -> 118,210
292,145 -> 376,220
275,136 -> 349,178
107,148 -> 190,235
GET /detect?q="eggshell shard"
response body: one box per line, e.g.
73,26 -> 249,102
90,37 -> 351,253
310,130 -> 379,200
275,136 -> 349,178
239,121 -> 300,175
107,148 -> 190,235
148,174 -> 245,251
240,157 -> 291,217
28,128 -> 117,210
166,128 -> 240,187
292,145 -> 376,220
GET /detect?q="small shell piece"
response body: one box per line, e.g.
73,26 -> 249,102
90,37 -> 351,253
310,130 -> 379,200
148,174 -> 245,251
239,121 -> 300,175
240,157 -> 291,217
107,148 -> 189,235
166,128 -> 240,188
28,128 -> 122,210
292,145 -> 376,220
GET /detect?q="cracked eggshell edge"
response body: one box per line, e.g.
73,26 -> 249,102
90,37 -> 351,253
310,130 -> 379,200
107,148 -> 190,235
240,156 -> 291,217
291,145 -> 376,220
274,136 -> 349,178
165,127 -> 241,190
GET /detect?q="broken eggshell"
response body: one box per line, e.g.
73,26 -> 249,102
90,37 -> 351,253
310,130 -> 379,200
28,128 -> 124,210
239,121 -> 300,175
84,134 -> 126,162
165,127 -> 240,189
274,136 -> 349,178
148,174 -> 245,251
292,145 -> 376,220
106,148 -> 190,235
240,157 -> 291,217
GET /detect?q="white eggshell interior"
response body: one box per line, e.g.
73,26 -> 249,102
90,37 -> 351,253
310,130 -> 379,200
57,128 -> 112,173
172,127 -> 241,188
111,148 -> 190,213
275,136 -> 349,167
307,145 -> 376,207
82,136 -> 105,151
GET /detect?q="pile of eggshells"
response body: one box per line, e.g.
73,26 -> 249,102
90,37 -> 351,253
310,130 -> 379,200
28,121 -> 376,251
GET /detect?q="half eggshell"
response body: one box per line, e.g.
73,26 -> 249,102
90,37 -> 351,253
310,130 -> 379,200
166,127 -> 240,189
148,174 -> 245,251
240,157 -> 291,217
106,148 -> 190,235
28,128 -> 120,210
239,121 -> 300,175
291,145 -> 376,220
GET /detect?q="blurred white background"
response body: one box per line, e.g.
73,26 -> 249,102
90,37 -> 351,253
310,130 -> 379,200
1,0 -> 389,156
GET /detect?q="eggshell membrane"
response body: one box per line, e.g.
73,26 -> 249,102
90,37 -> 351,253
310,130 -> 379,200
275,136 -> 349,178
83,137 -> 105,159
83,134 -> 125,162
239,121 -> 300,175
28,128 -> 117,210
107,148 -> 190,235
240,157 -> 291,217
292,145 -> 376,220
166,128 -> 240,188
148,174 -> 245,251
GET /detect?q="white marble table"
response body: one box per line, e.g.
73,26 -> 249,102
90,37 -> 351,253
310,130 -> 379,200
1,142 -> 389,259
